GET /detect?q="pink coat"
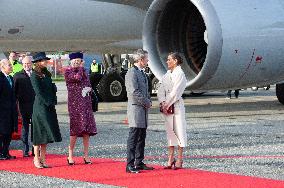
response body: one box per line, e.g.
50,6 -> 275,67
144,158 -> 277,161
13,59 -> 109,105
65,67 -> 97,136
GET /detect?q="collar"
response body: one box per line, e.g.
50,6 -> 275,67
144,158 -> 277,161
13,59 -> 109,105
133,64 -> 144,71
2,72 -> 9,77
24,69 -> 32,73
168,65 -> 181,74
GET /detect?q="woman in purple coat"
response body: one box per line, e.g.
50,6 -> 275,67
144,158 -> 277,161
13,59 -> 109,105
65,52 -> 97,165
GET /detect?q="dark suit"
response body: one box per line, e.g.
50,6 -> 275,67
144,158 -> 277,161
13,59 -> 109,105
14,70 -> 35,154
0,72 -> 18,158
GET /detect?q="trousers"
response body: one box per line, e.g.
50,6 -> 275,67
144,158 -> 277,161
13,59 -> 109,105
126,127 -> 146,167
22,116 -> 32,153
0,134 -> 12,156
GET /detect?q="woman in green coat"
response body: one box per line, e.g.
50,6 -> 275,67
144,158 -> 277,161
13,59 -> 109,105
30,52 -> 62,168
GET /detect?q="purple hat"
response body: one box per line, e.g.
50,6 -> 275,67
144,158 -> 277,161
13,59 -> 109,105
69,52 -> 83,60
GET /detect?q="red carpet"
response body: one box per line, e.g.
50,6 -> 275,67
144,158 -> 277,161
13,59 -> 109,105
0,150 -> 284,188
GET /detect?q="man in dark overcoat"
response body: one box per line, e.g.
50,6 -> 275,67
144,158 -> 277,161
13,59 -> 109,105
0,59 -> 18,160
14,56 -> 35,157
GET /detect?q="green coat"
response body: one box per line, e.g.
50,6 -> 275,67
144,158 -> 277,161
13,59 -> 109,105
30,69 -> 62,145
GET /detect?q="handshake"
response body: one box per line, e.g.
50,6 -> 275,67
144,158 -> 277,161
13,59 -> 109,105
82,87 -> 92,97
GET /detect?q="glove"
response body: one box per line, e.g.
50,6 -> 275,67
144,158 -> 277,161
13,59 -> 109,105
82,88 -> 87,97
84,87 -> 92,93
82,87 -> 92,97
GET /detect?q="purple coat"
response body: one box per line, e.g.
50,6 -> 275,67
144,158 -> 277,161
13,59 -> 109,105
65,67 -> 97,136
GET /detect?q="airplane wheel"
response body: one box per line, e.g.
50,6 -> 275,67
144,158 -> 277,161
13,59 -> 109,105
97,72 -> 127,102
276,83 -> 284,105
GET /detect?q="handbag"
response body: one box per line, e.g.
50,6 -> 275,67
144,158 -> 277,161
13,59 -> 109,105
90,91 -> 98,112
159,103 -> 174,114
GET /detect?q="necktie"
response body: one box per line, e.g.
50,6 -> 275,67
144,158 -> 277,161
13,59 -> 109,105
6,76 -> 12,87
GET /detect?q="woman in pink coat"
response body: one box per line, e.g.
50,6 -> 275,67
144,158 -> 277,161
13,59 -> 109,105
65,52 -> 97,165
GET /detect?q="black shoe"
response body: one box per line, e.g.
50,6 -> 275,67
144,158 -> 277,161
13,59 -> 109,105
67,158 -> 75,165
6,154 -> 16,159
23,152 -> 30,157
0,154 -> 8,160
126,166 -> 140,173
135,163 -> 154,170
83,158 -> 92,164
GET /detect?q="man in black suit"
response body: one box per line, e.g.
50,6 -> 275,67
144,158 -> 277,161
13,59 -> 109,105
0,59 -> 18,160
14,56 -> 35,157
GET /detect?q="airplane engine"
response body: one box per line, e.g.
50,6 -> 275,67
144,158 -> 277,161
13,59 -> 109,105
143,0 -> 284,91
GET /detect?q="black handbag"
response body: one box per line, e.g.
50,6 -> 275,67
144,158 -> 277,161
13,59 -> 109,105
91,91 -> 98,112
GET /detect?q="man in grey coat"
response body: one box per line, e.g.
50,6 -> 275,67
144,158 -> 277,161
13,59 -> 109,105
125,49 -> 154,173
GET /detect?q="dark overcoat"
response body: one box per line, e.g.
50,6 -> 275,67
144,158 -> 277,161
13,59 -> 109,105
0,72 -> 18,135
13,70 -> 35,118
30,69 -> 62,145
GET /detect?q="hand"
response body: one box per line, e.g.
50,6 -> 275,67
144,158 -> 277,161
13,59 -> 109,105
74,74 -> 81,80
82,87 -> 92,97
85,87 -> 92,93
159,102 -> 168,115
162,103 -> 170,115
144,103 -> 151,109
163,108 -> 169,115
163,103 -> 169,112
82,88 -> 87,97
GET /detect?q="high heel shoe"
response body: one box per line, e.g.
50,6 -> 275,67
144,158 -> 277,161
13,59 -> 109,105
67,158 -> 75,165
40,159 -> 51,168
175,159 -> 183,169
84,158 -> 92,164
33,159 -> 43,169
164,159 -> 176,169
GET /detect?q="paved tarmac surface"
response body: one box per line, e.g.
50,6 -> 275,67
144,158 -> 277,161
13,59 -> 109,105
1,82 -> 284,187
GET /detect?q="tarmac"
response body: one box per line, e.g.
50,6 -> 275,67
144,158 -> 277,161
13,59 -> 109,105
1,82 -> 284,187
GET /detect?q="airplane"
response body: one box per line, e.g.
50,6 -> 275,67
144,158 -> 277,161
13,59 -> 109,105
1,0 -> 284,103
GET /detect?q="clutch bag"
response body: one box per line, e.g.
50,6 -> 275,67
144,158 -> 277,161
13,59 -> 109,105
160,103 -> 174,114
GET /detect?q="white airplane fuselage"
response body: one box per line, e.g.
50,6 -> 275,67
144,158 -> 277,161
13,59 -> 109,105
0,0 -> 145,52
1,0 -> 284,94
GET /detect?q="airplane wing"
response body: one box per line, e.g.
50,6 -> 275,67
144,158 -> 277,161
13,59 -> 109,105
93,0 -> 152,10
